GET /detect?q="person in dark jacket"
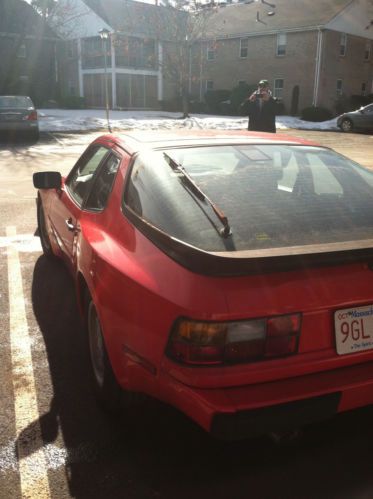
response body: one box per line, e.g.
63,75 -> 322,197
242,80 -> 277,133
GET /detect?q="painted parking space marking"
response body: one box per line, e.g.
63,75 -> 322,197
6,226 -> 51,498
0,233 -> 42,253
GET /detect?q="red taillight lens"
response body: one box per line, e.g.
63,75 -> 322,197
265,314 -> 301,358
167,314 -> 301,366
24,110 -> 38,121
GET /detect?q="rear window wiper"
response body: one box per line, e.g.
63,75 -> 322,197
163,153 -> 232,238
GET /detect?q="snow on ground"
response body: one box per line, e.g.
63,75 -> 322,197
38,108 -> 339,133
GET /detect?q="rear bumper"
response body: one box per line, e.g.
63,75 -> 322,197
0,122 -> 38,133
160,361 -> 373,440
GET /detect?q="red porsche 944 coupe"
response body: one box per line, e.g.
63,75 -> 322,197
33,130 -> 373,440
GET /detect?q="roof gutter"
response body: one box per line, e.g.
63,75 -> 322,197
201,25 -> 325,42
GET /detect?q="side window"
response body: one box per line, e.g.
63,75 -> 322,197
85,154 -> 121,211
66,146 -> 108,205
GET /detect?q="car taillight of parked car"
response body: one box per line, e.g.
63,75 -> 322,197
23,110 -> 38,121
167,313 -> 301,365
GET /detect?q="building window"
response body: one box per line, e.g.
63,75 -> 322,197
274,78 -> 284,99
340,33 -> 347,57
277,33 -> 286,56
206,80 -> 214,91
364,41 -> 371,61
240,38 -> 248,58
68,81 -> 76,96
362,82 -> 366,96
67,41 -> 74,58
17,44 -> 26,58
336,79 -> 343,95
207,44 -> 216,61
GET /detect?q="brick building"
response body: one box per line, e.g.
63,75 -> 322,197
195,0 -> 373,114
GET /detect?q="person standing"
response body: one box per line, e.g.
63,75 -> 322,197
242,80 -> 277,133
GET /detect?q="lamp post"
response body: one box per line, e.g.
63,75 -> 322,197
99,28 -> 112,133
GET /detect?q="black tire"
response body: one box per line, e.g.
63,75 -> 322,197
37,198 -> 54,257
30,129 -> 40,143
86,298 -> 123,413
340,118 -> 353,132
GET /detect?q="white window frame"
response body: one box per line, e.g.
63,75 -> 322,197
67,41 -> 74,58
207,45 -> 216,61
340,33 -> 347,57
364,41 -> 371,61
205,80 -> 214,91
17,43 -> 26,58
68,80 -> 76,96
276,33 -> 286,56
240,38 -> 248,58
274,78 -> 284,99
336,79 -> 343,95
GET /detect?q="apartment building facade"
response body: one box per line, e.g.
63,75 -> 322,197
57,0 -> 182,109
56,0 -> 373,113
192,0 -> 373,113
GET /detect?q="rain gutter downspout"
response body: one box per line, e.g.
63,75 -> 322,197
313,28 -> 323,106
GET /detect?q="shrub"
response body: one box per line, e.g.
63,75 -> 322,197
301,106 -> 333,122
274,100 -> 286,115
159,97 -> 182,112
189,99 -> 207,113
59,96 -> 85,109
335,94 -> 373,114
230,82 -> 256,115
204,89 -> 230,114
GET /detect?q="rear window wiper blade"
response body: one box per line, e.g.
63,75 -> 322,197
163,153 -> 232,238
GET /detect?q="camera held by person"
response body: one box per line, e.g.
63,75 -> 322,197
241,79 -> 277,133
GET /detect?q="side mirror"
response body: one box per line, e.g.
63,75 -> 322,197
33,171 -> 62,189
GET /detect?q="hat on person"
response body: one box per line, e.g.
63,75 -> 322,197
258,79 -> 269,87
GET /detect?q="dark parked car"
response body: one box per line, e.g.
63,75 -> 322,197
33,130 -> 373,440
337,103 -> 373,132
0,95 -> 39,141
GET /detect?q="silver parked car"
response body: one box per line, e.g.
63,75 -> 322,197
337,103 -> 373,133
0,95 -> 39,140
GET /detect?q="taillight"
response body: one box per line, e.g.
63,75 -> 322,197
23,110 -> 38,121
167,314 -> 301,366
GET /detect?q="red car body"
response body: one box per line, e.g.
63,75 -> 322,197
34,131 -> 373,439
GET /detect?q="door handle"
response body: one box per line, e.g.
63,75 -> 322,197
65,218 -> 77,232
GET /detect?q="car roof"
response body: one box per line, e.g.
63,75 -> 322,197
94,130 -> 318,155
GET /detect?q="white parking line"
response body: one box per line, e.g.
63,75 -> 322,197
6,226 -> 51,498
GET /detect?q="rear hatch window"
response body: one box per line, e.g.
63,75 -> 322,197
124,145 -> 373,254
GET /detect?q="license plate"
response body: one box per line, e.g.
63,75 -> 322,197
335,304 -> 373,355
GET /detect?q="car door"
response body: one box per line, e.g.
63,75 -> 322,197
48,145 -> 110,267
361,104 -> 373,130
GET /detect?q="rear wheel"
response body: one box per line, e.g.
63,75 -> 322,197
37,198 -> 54,257
340,118 -> 353,132
87,298 -> 124,412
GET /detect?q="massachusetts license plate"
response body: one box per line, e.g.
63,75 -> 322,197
335,305 -> 373,355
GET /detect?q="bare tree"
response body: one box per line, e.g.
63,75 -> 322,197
152,0 -> 216,118
31,0 -> 90,38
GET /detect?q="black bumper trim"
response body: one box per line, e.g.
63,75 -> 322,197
211,392 -> 342,440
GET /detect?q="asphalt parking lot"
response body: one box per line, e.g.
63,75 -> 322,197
1,128 -> 373,499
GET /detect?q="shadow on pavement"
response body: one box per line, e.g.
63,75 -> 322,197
16,254 -> 373,499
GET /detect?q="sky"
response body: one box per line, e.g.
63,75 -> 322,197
37,108 -> 339,132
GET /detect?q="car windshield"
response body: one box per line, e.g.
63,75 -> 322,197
125,144 -> 373,253
0,96 -> 34,108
